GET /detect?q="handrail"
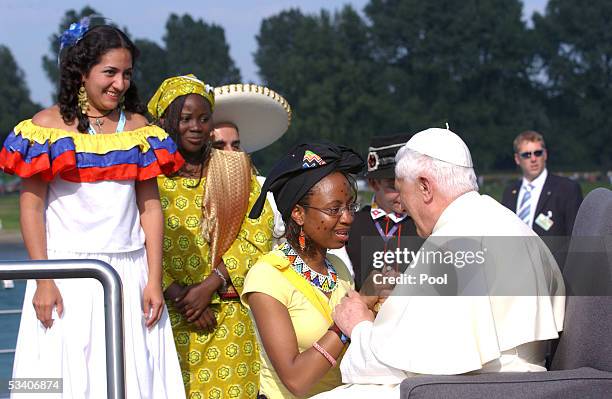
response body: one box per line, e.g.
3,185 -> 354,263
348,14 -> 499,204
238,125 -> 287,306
0,260 -> 125,399
0,309 -> 21,314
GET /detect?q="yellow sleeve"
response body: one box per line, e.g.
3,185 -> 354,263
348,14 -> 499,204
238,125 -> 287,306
241,261 -> 293,308
222,176 -> 274,295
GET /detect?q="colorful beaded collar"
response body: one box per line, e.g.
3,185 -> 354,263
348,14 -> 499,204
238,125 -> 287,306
279,242 -> 337,293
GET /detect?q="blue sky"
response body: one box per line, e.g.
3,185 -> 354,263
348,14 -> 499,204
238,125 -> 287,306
0,0 -> 547,106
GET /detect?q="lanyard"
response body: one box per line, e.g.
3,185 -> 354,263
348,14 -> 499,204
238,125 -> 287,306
374,218 -> 400,243
376,217 -> 403,272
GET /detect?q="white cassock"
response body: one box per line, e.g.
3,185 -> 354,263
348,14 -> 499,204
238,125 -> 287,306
328,246 -> 355,278
313,191 -> 565,399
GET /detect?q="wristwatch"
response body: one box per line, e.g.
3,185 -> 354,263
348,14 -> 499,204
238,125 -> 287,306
328,323 -> 350,345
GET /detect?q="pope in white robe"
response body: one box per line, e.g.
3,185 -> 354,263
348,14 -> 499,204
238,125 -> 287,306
313,128 -> 565,399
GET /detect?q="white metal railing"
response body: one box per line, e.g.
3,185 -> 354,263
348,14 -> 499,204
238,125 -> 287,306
0,309 -> 21,315
0,260 -> 125,399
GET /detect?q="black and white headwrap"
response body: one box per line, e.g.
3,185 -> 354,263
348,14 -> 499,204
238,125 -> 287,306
249,142 -> 365,222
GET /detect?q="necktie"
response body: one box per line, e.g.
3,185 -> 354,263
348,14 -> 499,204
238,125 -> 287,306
517,183 -> 534,225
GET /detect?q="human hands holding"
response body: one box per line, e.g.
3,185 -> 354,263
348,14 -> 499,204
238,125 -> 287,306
175,281 -> 216,323
332,290 -> 375,338
375,267 -> 399,309
164,282 -> 188,304
143,281 -> 165,328
360,294 -> 380,311
164,282 -> 217,331
193,306 -> 218,333
360,267 -> 399,312
33,280 -> 63,329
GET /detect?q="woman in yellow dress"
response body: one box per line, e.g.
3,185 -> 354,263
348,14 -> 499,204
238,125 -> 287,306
148,75 -> 274,398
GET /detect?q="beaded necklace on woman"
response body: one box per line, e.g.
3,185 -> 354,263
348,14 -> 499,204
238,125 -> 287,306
278,241 -> 338,294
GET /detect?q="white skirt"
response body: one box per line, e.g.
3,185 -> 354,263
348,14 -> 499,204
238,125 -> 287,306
12,248 -> 185,399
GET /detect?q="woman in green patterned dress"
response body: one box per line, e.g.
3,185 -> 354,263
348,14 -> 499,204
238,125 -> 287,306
148,75 -> 274,398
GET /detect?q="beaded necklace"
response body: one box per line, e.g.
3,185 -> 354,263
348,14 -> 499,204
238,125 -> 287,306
279,242 -> 337,293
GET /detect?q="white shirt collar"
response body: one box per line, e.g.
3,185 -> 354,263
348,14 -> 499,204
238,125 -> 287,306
522,168 -> 547,191
370,199 -> 408,223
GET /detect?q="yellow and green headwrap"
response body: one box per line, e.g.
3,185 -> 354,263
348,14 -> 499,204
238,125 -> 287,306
147,74 -> 215,119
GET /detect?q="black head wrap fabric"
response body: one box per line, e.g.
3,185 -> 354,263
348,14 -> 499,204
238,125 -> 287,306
249,142 -> 365,222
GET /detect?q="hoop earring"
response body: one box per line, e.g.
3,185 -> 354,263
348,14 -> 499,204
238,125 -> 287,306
78,84 -> 89,114
299,227 -> 306,251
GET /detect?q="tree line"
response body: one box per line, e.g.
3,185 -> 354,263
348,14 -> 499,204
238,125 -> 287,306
1,0 -> 610,175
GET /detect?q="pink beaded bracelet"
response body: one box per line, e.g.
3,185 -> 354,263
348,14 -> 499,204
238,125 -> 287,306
313,342 -> 337,367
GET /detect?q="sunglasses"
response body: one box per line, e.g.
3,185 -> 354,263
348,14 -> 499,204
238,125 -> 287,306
519,150 -> 544,159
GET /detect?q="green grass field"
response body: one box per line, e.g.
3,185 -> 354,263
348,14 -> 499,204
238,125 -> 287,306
359,180 -> 611,213
0,193 -> 19,232
0,181 -> 609,234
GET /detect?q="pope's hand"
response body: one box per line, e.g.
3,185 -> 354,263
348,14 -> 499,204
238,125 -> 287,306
332,290 -> 375,338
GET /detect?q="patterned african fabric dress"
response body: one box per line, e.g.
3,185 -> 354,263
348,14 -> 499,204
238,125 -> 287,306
0,119 -> 186,399
158,174 -> 274,399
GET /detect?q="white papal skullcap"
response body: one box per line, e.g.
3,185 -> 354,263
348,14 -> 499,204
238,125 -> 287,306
404,127 -> 473,168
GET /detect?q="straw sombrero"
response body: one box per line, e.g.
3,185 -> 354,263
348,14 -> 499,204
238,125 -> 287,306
213,84 -> 292,153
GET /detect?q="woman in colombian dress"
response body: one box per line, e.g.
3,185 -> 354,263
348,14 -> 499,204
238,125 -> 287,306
0,21 -> 185,398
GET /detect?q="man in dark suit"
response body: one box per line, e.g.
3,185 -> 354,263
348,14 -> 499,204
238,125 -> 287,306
502,130 -> 583,268
346,134 -> 420,290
